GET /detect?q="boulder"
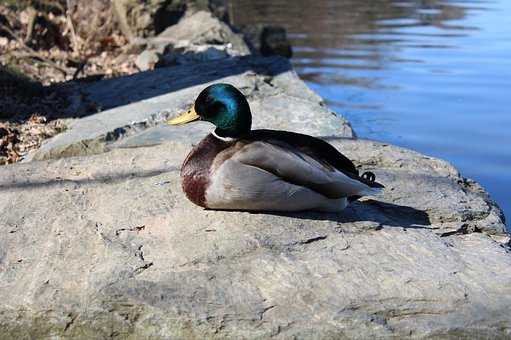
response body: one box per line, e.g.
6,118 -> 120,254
260,26 -> 293,58
149,10 -> 250,56
134,48 -> 162,71
133,10 -> 251,70
242,24 -> 293,58
4,48 -> 509,339
159,42 -> 241,66
26,56 -> 353,161
0,133 -> 509,338
112,0 -> 209,40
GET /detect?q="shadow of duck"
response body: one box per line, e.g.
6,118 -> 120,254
243,199 -> 431,230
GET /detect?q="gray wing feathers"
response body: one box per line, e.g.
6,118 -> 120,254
205,158 -> 348,212
233,141 -> 373,199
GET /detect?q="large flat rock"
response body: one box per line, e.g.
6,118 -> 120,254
26,56 -> 354,161
1,137 -> 509,339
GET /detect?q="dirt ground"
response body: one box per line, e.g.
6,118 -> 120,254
0,1 -> 140,164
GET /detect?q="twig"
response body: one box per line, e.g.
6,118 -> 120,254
65,0 -> 79,55
0,23 -> 70,77
24,7 -> 37,43
17,52 -> 70,76
0,22 -> 22,42
112,0 -> 134,43
72,60 -> 86,79
82,10 -> 100,51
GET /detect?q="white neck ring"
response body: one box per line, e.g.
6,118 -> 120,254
212,130 -> 237,142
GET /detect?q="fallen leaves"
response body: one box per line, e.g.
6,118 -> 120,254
0,124 -> 19,164
0,2 -> 140,166
0,3 -> 138,85
0,116 -> 66,165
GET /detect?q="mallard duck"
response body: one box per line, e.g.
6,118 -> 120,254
168,83 -> 383,212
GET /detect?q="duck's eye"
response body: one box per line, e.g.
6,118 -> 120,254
206,101 -> 226,117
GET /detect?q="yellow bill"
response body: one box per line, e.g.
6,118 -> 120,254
167,106 -> 200,125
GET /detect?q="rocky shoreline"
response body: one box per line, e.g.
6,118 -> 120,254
1,7 -> 510,340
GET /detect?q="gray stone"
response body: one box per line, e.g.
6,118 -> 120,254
135,49 -> 162,71
150,10 -> 250,56
133,10 -> 251,70
112,0 -> 210,40
242,24 -> 293,58
1,136 -> 509,338
158,43 -> 240,67
260,26 -> 293,58
25,56 -> 354,161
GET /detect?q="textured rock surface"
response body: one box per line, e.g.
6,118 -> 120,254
26,56 -> 354,161
151,10 -> 250,56
135,10 -> 251,71
1,137 -> 509,339
135,48 -> 162,71
112,0 -> 214,40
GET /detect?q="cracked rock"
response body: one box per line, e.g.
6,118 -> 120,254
1,131 -> 509,338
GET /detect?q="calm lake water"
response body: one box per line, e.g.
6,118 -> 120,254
230,0 -> 511,227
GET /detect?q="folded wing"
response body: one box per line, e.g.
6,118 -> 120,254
232,140 -> 381,199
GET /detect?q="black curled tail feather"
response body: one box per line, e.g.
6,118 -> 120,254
360,171 -> 384,188
361,171 -> 376,182
348,171 -> 384,202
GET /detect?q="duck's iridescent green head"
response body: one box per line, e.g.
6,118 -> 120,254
168,83 -> 252,138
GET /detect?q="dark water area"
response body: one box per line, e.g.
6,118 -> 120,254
230,0 -> 511,228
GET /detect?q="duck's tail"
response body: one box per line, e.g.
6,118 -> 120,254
349,171 -> 384,202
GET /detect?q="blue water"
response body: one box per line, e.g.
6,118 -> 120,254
232,0 -> 510,227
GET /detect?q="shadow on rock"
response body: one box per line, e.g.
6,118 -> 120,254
68,56 -> 292,117
249,199 -> 431,229
0,166 -> 179,191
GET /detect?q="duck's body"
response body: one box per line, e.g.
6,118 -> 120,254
180,129 -> 383,212
169,83 -> 383,212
